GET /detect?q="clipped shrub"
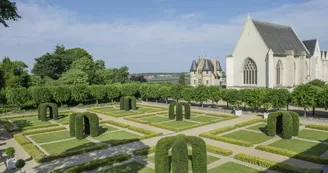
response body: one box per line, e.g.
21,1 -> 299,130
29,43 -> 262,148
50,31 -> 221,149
155,136 -> 176,173
206,144 -> 233,156
5,147 -> 15,157
199,133 -> 253,147
267,112 -> 279,136
119,97 -> 124,110
176,102 -> 183,121
172,135 -> 188,173
99,120 -> 130,128
306,124 -> 328,131
186,136 -> 207,173
74,114 -> 84,140
183,103 -> 191,119
15,159 -> 25,170
69,113 -> 78,137
131,96 -> 137,110
268,111 -> 298,139
290,111 -> 300,136
77,103 -> 84,108
282,112 -> 293,139
205,126 -> 236,135
38,103 -> 58,121
22,126 -> 66,136
169,102 -> 176,119
133,146 -> 156,156
70,112 -> 99,139
235,118 -> 266,128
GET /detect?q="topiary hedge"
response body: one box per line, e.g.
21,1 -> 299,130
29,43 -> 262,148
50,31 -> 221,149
172,134 -> 188,173
119,97 -> 124,110
267,111 -> 299,139
290,111 -> 300,136
169,102 -> 176,119
131,96 -> 137,110
306,124 -> 328,131
85,112 -> 99,137
74,114 -> 84,140
124,96 -> 130,111
38,103 -> 58,121
155,136 -> 176,173
186,136 -> 207,173
176,102 -> 183,121
206,144 -> 233,156
183,103 -> 191,119
69,113 -> 78,137
70,112 -> 99,140
282,112 -> 293,139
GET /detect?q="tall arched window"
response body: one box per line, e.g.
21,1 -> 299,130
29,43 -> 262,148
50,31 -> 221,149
276,61 -> 282,85
293,61 -> 296,86
243,58 -> 257,84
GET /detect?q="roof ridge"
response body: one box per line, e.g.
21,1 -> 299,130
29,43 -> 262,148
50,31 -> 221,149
302,39 -> 317,42
251,19 -> 290,28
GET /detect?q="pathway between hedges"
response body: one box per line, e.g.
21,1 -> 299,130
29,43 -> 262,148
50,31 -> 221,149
3,104 -> 327,172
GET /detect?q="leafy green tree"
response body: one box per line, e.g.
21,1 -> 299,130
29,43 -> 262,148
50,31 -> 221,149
59,69 -> 89,85
32,53 -> 66,80
89,85 -> 106,105
0,89 -> 5,104
181,87 -> 194,103
208,86 -> 220,107
319,85 -> 328,110
5,87 -> 30,108
29,75 -> 45,86
221,89 -> 230,108
94,60 -> 105,70
194,85 -> 209,107
29,86 -> 52,104
5,147 -> 15,158
0,0 -> 21,27
178,73 -> 186,86
147,84 -> 161,102
139,83 -> 150,101
262,88 -> 273,112
105,84 -> 120,102
63,47 -> 93,65
270,88 -> 290,110
50,86 -> 71,107
225,89 -> 242,110
212,90 -> 222,107
292,84 -> 318,117
158,86 -> 171,104
0,57 -> 30,88
70,85 -> 90,103
307,79 -> 326,87
120,83 -> 139,96
170,84 -> 184,101
71,57 -> 96,83
243,88 -> 266,112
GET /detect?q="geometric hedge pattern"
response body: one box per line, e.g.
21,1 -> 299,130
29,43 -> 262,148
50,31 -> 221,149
169,102 -> 191,121
38,103 -> 58,121
69,112 -> 99,140
155,134 -> 207,173
267,111 -> 299,139
120,96 -> 137,111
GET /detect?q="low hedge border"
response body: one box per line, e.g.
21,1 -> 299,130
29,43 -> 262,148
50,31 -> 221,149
127,126 -> 163,139
14,134 -> 46,162
0,110 -> 74,120
204,126 -> 236,135
123,117 -> 149,124
256,145 -> 328,164
50,153 -> 131,173
22,124 -> 59,131
306,124 -> 328,131
133,146 -> 156,156
23,126 -> 66,135
235,118 -> 266,128
206,144 -> 233,156
150,122 -> 201,132
234,153 -> 321,173
199,133 -> 253,147
0,119 -> 17,132
100,120 -> 130,128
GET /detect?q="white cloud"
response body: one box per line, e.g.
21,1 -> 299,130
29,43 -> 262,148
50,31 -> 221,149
0,0 -> 327,73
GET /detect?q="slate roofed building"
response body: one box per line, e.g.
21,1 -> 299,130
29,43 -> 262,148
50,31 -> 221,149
226,14 -> 328,89
189,57 -> 223,86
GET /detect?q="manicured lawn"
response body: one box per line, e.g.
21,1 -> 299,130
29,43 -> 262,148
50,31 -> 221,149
298,129 -> 328,142
30,130 -> 72,144
222,130 -> 272,144
97,161 -> 154,173
12,116 -> 58,130
208,162 -> 264,173
160,121 -> 198,129
41,139 -> 94,154
269,139 -> 328,156
247,123 -> 268,134
191,115 -> 220,123
95,106 -> 164,117
99,124 -> 119,134
141,116 -> 169,123
93,130 -> 141,145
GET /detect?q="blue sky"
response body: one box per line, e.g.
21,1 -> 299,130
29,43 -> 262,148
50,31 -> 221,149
0,0 -> 327,73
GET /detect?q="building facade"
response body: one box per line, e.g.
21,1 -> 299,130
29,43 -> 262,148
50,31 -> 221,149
189,57 -> 223,86
226,15 -> 328,89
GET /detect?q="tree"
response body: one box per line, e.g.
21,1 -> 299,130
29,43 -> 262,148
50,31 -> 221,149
94,60 -> 105,70
221,89 -> 230,108
105,85 -> 120,102
0,0 -> 21,27
270,89 -> 290,110
292,84 -> 318,117
5,87 -> 30,108
243,88 -> 266,112
5,147 -> 15,158
0,57 -> 30,88
225,89 -> 242,110
170,84 -> 184,101
15,159 -> 25,172
59,69 -> 89,85
147,84 -> 161,102
130,75 -> 147,82
32,53 -> 66,80
139,83 -> 150,101
208,86 -> 220,107
70,85 -> 90,103
89,85 -> 106,105
307,79 -> 326,87
178,73 -> 186,86
262,89 -> 273,112
120,83 -> 139,96
50,86 -> 71,107
181,87 -> 194,103
158,86 -> 171,104
212,90 -> 222,107
29,86 -> 52,104
319,85 -> 328,110
194,85 -> 209,107
71,56 -> 96,83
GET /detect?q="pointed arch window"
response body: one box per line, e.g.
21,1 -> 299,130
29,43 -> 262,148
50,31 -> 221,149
243,58 -> 257,85
276,61 -> 282,85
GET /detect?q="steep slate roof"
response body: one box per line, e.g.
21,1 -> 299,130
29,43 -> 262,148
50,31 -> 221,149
189,60 -> 197,72
321,51 -> 327,58
216,60 -> 222,71
252,19 -> 309,55
203,59 -> 213,71
303,39 -> 316,55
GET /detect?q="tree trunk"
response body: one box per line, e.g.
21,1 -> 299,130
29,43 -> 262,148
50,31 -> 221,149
165,99 -> 168,104
96,99 -> 98,105
201,102 -> 203,107
226,102 -> 229,108
146,98 -> 148,102
312,106 -> 315,115
156,99 -> 158,103
211,100 -> 214,108
304,108 -> 307,117
287,104 -> 289,111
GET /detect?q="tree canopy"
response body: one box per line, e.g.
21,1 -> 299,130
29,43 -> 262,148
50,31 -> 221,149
0,0 -> 21,27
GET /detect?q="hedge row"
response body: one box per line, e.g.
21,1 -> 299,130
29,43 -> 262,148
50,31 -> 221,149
206,144 -> 233,156
127,126 -> 162,139
0,119 -> 17,132
306,124 -> 328,131
234,118 -> 266,128
150,122 -> 200,132
234,153 -> 321,173
176,102 -> 183,121
22,124 -> 59,131
88,107 -> 144,117
22,126 -> 66,135
0,108 -> 13,114
123,117 -> 149,124
169,102 -> 176,120
99,120 -> 130,128
124,96 -> 130,111
184,103 -> 191,119
172,135 -> 189,173
133,146 -> 156,156
50,153 -> 131,173
256,145 -> 328,164
0,113 -> 37,120
185,136 -> 207,173
155,136 -> 176,173
204,126 -> 236,135
199,133 -> 253,147
14,134 -> 46,162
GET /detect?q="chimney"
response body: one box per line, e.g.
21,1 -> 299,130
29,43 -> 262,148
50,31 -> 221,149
213,57 -> 217,77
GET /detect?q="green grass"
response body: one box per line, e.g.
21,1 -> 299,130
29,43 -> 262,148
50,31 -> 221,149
95,106 -> 164,117
208,162 -> 264,173
298,129 -> 328,142
54,113 -> 73,124
246,123 -> 267,134
191,115 -> 220,123
269,139 -> 328,156
97,161 -> 154,173
160,121 -> 198,129
99,124 -> 119,134
12,116 -> 57,130
30,130 -> 72,144
141,116 -> 169,123
40,139 -> 94,154
93,130 -> 141,145
222,130 -> 272,144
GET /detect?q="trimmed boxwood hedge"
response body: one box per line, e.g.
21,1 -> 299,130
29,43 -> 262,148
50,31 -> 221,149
169,102 -> 176,119
199,133 -> 253,147
155,136 -> 176,173
290,111 -> 300,136
306,124 -> 328,131
39,103 -> 58,121
282,112 -> 293,139
183,103 -> 191,119
235,118 -> 266,128
70,112 -> 99,140
234,153 -> 321,173
50,153 -> 131,173
133,146 -> 156,156
124,96 -> 130,111
22,126 -> 66,135
131,96 -> 137,110
69,113 -> 78,137
100,120 -> 130,128
186,136 -> 207,173
267,111 -> 299,139
120,97 -> 124,110
206,144 -> 233,156
172,134 -> 188,173
176,102 -> 183,121
74,114 -> 84,140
